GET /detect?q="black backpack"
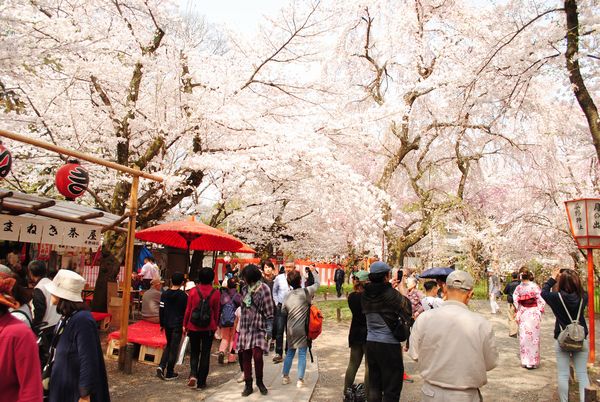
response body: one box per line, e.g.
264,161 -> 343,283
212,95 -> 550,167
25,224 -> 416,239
190,287 -> 216,327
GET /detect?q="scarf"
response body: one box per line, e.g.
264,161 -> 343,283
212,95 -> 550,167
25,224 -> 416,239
243,280 -> 262,308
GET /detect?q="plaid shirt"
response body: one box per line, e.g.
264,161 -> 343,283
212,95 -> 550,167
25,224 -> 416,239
237,282 -> 275,352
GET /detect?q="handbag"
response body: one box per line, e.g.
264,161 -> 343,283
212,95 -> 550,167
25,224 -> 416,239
557,293 -> 585,352
379,311 -> 412,342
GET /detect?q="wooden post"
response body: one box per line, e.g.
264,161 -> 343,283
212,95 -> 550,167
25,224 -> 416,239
336,308 -> 341,322
584,386 -> 598,402
324,292 -> 328,301
588,249 -> 595,364
118,173 -> 139,371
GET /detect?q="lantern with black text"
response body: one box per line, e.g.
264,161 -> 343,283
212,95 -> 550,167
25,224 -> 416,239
0,141 -> 12,179
55,160 -> 89,200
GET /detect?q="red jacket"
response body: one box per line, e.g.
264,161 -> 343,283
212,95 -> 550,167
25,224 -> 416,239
184,284 -> 221,332
0,313 -> 43,402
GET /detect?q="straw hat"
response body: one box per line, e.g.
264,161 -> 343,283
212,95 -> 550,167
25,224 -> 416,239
46,269 -> 85,302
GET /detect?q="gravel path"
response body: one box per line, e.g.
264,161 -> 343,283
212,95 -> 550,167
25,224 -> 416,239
311,299 -> 567,402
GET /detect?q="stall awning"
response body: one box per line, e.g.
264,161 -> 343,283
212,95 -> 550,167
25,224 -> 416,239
0,189 -> 127,232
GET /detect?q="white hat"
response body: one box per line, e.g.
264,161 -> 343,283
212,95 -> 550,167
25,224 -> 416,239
46,269 -> 85,302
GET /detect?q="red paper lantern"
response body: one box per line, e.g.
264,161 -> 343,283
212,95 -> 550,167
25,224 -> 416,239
0,141 -> 12,179
55,160 -> 89,200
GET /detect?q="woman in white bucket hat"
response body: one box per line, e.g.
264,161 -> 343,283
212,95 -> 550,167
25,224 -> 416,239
45,269 -> 110,402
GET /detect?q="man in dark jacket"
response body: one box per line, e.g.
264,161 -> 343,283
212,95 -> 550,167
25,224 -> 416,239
158,272 -> 188,380
362,261 -> 412,402
334,265 -> 345,298
503,271 -> 520,337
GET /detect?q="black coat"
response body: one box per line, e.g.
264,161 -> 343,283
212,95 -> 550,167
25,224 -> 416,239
361,282 -> 411,325
49,311 -> 110,402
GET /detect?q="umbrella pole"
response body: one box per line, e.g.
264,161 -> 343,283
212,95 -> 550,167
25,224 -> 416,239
187,241 -> 191,277
118,173 -> 139,372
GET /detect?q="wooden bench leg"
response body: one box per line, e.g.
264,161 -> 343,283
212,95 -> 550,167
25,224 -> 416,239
99,317 -> 111,331
138,344 -> 164,365
106,339 -> 120,359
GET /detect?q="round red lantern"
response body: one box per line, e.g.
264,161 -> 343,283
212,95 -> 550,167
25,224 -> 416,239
55,160 -> 89,200
0,141 -> 12,179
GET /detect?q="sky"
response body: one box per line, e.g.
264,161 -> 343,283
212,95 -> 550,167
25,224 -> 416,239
179,0 -> 284,34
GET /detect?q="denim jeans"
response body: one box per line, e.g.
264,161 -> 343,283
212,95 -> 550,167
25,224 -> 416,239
282,347 -> 308,380
555,339 -> 589,402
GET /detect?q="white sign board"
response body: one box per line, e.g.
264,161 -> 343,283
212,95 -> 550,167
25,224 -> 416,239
0,214 -> 101,247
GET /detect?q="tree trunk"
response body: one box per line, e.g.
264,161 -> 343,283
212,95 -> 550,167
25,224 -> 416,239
91,232 -> 126,312
564,0 -> 600,161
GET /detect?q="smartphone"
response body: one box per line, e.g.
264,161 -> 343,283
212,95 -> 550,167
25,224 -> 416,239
397,269 -> 403,282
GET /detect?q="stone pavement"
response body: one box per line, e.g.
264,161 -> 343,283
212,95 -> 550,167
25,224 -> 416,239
204,353 -> 319,401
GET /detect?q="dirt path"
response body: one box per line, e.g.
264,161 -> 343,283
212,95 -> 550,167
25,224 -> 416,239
311,299 -> 567,402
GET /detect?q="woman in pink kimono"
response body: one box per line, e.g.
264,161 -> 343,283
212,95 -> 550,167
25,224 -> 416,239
513,268 -> 545,369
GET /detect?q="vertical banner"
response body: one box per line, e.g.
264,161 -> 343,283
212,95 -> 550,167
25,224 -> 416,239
18,216 -> 43,243
41,221 -> 67,245
62,223 -> 88,247
0,214 -> 20,241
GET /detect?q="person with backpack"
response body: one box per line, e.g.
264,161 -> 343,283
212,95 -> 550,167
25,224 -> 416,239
218,278 -> 241,364
541,268 -> 589,402
157,272 -> 188,381
183,267 -> 220,389
503,271 -> 521,337
238,264 -> 274,397
513,267 -> 545,369
281,265 -> 320,388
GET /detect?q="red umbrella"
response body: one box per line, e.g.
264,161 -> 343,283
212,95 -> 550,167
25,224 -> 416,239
135,219 -> 245,273
235,243 -> 256,254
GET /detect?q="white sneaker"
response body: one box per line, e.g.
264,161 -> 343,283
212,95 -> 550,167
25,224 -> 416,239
282,376 -> 290,385
236,373 -> 245,383
296,379 -> 305,388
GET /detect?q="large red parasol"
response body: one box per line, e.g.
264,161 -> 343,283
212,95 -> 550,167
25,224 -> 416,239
135,219 -> 246,273
235,243 -> 257,254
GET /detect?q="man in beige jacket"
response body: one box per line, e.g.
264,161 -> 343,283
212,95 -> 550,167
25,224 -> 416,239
408,270 -> 498,401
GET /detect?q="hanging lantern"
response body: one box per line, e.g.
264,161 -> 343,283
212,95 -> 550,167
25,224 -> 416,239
55,159 -> 89,200
0,141 -> 12,179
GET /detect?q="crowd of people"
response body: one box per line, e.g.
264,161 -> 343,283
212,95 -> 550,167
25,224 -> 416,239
1,259 -> 110,402
341,263 -> 591,402
0,250 -> 594,402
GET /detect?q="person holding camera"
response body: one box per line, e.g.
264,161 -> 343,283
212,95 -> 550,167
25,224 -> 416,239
361,261 -> 411,402
541,268 -> 589,402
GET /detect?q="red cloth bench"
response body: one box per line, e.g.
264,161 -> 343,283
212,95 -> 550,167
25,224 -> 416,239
107,320 -> 166,364
108,320 -> 166,348
91,312 -> 111,330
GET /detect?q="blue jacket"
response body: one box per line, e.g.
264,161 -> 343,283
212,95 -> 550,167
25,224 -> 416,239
49,310 -> 110,402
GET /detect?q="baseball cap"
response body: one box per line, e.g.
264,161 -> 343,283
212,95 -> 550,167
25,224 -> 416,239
446,270 -> 474,291
353,270 -> 369,281
369,261 -> 391,274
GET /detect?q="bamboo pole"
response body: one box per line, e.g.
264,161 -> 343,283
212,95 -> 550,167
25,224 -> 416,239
118,173 -> 139,370
0,129 -> 163,182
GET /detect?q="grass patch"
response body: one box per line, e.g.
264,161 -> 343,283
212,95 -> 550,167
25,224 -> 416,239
316,283 -> 354,296
315,299 -> 352,322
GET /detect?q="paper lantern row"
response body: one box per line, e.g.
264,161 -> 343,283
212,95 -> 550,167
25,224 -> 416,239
0,141 -> 89,200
